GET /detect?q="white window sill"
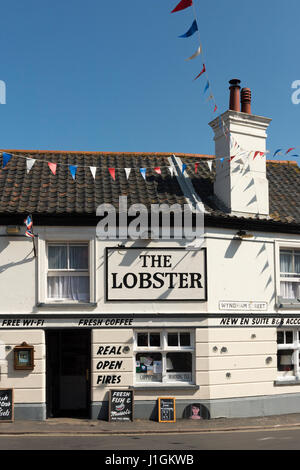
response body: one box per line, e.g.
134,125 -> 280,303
274,378 -> 300,386
131,384 -> 199,390
37,302 -> 97,308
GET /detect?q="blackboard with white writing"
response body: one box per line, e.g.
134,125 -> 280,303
109,390 -> 134,422
0,389 -> 14,422
158,397 -> 176,423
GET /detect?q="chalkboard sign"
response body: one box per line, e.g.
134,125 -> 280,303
158,397 -> 176,423
0,389 -> 14,422
109,390 -> 134,422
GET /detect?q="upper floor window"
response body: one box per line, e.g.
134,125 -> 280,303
280,249 -> 300,301
47,243 -> 89,302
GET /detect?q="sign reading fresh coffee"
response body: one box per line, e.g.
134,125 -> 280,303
106,248 -> 207,301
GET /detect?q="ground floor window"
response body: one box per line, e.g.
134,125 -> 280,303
134,330 -> 194,384
277,329 -> 300,381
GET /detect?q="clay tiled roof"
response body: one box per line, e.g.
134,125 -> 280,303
0,150 -> 299,229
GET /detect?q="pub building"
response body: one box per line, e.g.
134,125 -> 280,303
1,80 -> 300,421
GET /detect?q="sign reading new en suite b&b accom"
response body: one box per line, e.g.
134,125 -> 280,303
106,247 -> 207,301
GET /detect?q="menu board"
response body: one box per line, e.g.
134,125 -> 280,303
109,390 -> 134,422
158,397 -> 176,423
0,389 -> 14,422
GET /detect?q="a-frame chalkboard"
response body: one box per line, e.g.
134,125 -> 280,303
0,389 -> 14,422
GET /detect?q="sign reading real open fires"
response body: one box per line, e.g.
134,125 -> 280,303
106,248 -> 207,301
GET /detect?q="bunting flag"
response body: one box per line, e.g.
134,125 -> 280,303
206,94 -> 213,102
253,151 -> 260,160
2,152 -> 12,168
194,64 -> 206,81
90,166 -> 97,179
182,163 -> 187,174
195,162 -> 199,173
230,156 -> 236,162
213,104 -> 217,113
286,147 -> 295,154
154,167 -> 161,175
125,168 -> 131,180
108,168 -> 116,180
185,45 -> 202,61
168,166 -> 174,177
48,162 -> 57,175
203,81 -> 210,93
171,0 -> 193,13
220,158 -> 224,163
207,161 -> 213,171
179,20 -> 198,38
69,165 -> 77,180
140,168 -> 146,180
26,158 -> 36,173
273,149 -> 282,157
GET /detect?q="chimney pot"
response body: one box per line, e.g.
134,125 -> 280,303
241,87 -> 251,114
229,79 -> 241,112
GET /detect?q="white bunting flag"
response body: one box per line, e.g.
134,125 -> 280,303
207,161 -> 213,172
90,166 -> 97,179
26,158 -> 36,173
185,45 -> 202,61
168,166 -> 174,177
125,168 -> 131,180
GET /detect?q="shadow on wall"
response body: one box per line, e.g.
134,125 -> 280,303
0,239 -> 35,274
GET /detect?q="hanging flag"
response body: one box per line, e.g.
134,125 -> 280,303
125,168 -> 131,180
90,166 -> 97,179
185,45 -> 202,61
230,156 -> 236,162
203,81 -> 210,93
140,168 -> 146,180
108,168 -> 116,180
48,162 -> 57,175
26,158 -> 36,173
195,162 -> 199,173
273,149 -> 282,158
154,167 -> 161,175
171,0 -> 193,13
194,64 -> 206,81
253,151 -> 260,160
24,215 -> 34,239
206,94 -> 213,102
207,161 -> 213,171
2,152 -> 12,168
286,147 -> 296,154
69,165 -> 77,180
182,163 -> 187,174
220,158 -> 224,163
179,20 -> 198,38
213,104 -> 217,113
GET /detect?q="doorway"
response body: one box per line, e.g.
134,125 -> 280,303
46,329 -> 91,418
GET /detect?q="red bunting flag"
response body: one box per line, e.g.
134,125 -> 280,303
253,151 -> 260,160
213,104 -> 217,113
154,167 -> 161,175
48,162 -> 57,175
195,162 -> 199,173
286,147 -> 295,154
108,168 -> 116,180
194,64 -> 206,81
230,156 -> 235,162
171,0 -> 193,13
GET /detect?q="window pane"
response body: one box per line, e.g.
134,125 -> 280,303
136,353 -> 162,382
277,331 -> 284,344
295,255 -> 300,274
277,349 -> 293,372
280,252 -> 293,274
285,331 -> 293,344
137,333 -> 148,347
48,245 -> 67,269
47,276 -> 89,302
149,333 -> 160,347
280,281 -> 300,300
166,352 -> 192,382
69,245 -> 88,269
168,333 -> 178,347
180,333 -> 190,347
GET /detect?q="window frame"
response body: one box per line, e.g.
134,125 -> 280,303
276,242 -> 300,308
46,242 -> 90,303
276,328 -> 300,382
133,329 -> 195,386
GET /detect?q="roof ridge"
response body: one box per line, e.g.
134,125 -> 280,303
0,149 -> 215,159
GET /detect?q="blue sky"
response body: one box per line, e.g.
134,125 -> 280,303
0,0 -> 299,159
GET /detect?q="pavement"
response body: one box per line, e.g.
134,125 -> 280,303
2,413 -> 300,435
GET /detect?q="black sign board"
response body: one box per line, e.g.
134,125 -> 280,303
109,390 -> 134,422
158,397 -> 176,423
0,389 -> 14,422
